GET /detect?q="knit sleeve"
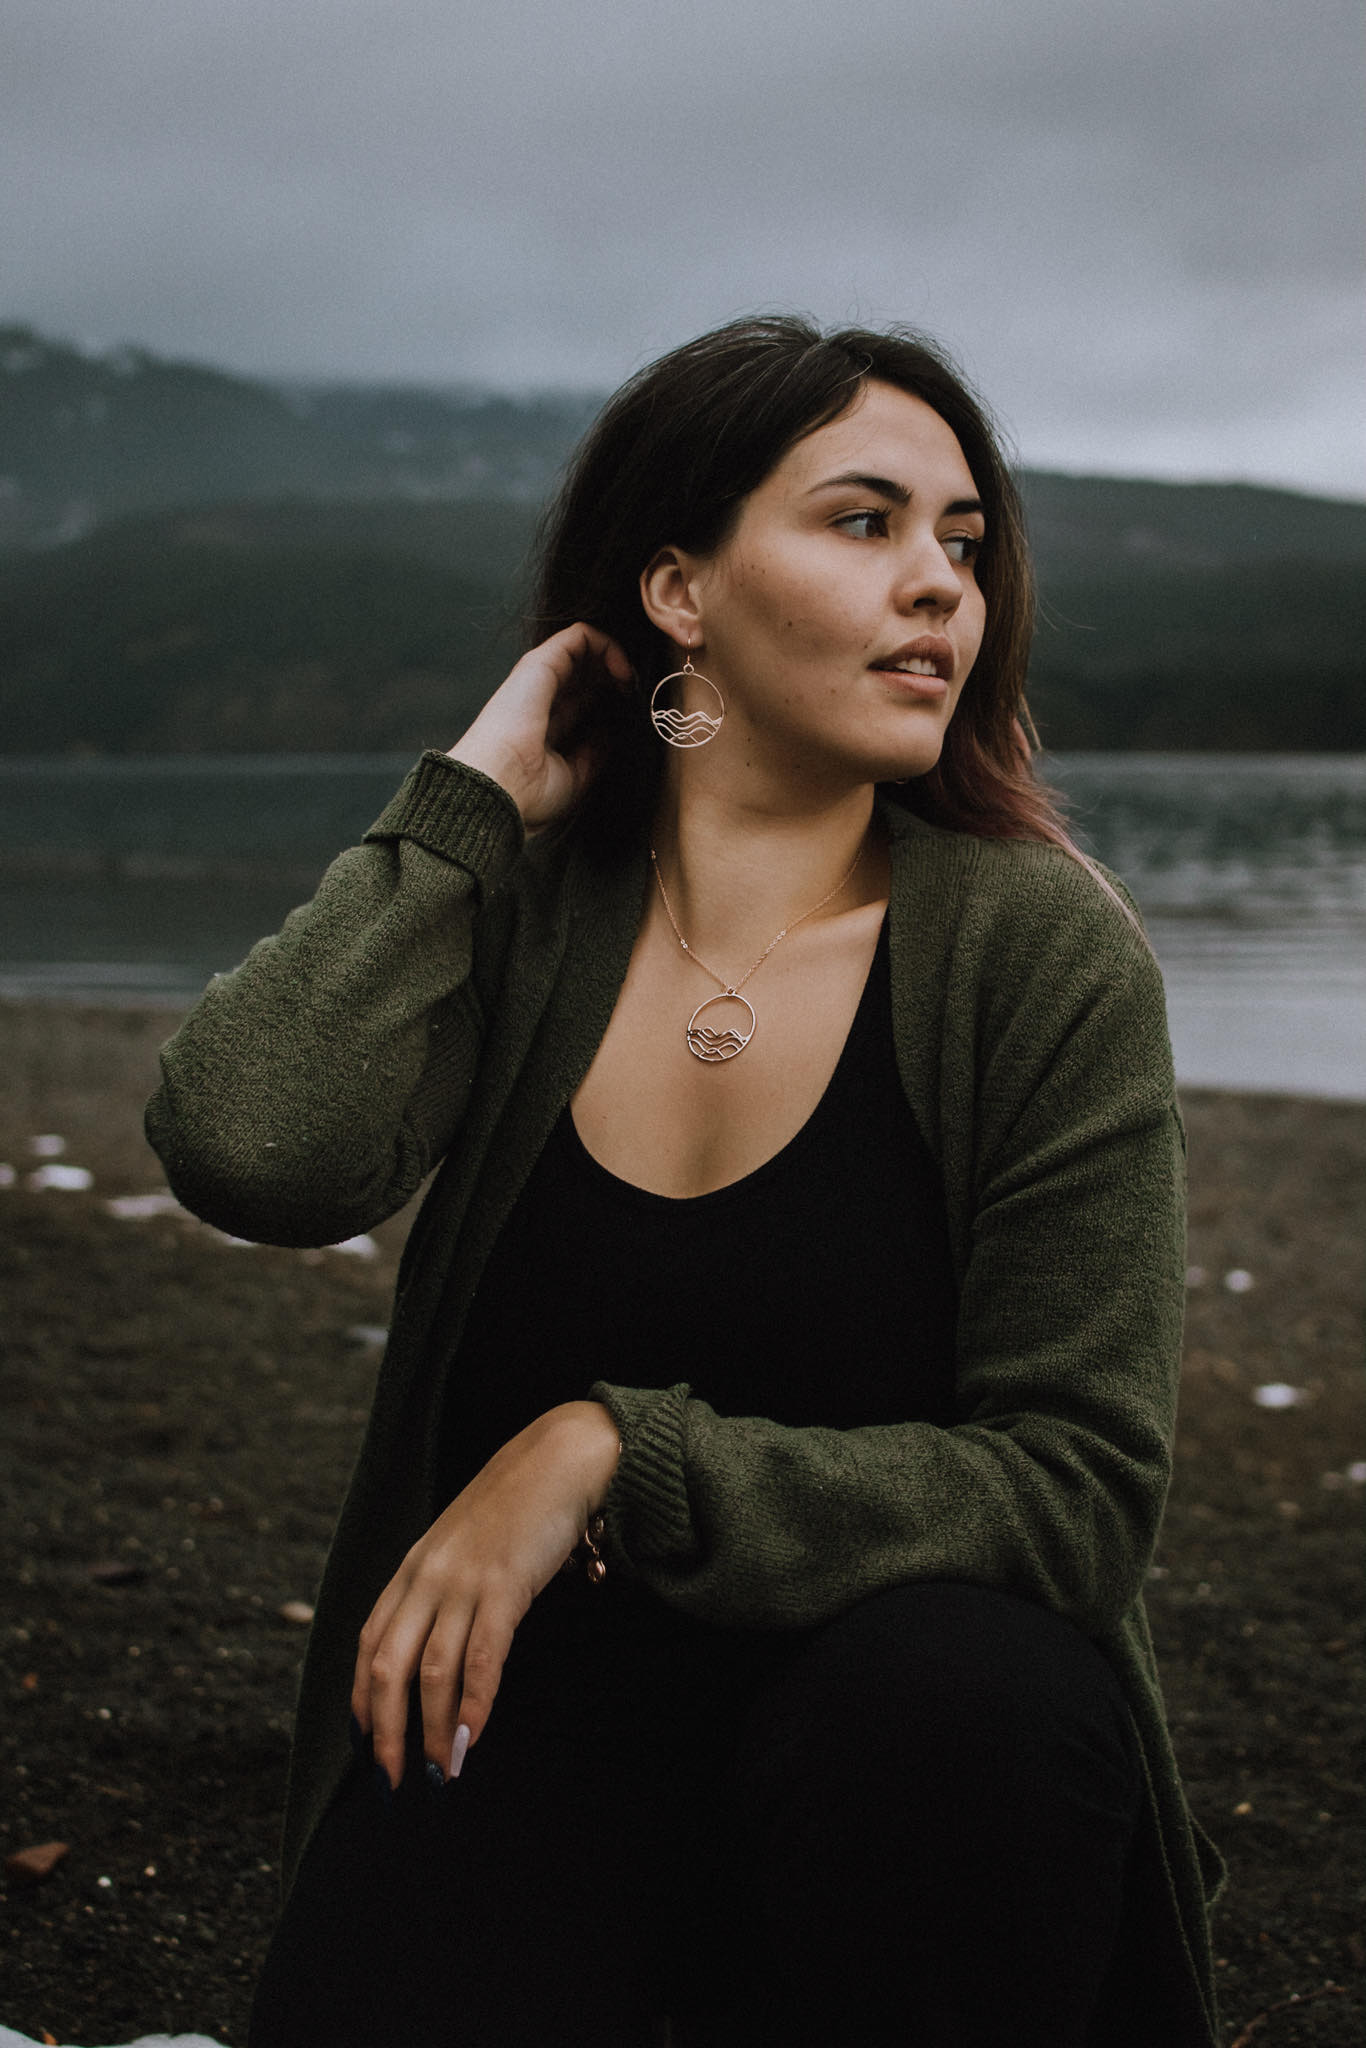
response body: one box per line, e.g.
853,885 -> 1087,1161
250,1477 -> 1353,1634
145,751 -> 524,1248
590,860 -> 1185,1638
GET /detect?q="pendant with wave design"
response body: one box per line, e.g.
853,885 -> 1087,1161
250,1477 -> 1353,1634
685,991 -> 756,1062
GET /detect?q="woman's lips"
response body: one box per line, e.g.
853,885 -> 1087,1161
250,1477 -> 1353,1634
869,663 -> 950,700
868,634 -> 955,695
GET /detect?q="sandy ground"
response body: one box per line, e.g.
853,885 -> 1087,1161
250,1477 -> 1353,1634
1,1000 -> 1362,2047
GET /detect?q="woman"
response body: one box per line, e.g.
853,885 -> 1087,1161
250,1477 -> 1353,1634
147,316 -> 1224,2046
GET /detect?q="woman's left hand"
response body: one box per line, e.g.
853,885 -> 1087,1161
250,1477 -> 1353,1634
351,1400 -> 621,1789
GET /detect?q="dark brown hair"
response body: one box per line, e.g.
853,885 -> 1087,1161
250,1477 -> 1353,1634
526,313 -> 1074,857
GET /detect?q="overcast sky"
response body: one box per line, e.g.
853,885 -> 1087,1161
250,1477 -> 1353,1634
4,0 -> 1361,496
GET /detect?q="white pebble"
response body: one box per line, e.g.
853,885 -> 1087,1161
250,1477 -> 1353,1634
1252,1383 -> 1309,1409
0,1163 -> 15,1188
28,1164 -> 94,1192
105,1191 -> 185,1220
346,1324 -> 389,1348
0,2029 -> 223,2048
29,1134 -> 66,1157
1347,1462 -> 1366,1486
329,1233 -> 379,1258
1223,1269 -> 1255,1294
1184,1265 -> 1206,1288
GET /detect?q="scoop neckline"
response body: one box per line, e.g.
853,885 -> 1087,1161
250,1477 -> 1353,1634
564,918 -> 888,1209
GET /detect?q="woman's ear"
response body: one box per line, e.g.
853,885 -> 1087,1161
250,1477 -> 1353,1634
640,547 -> 704,650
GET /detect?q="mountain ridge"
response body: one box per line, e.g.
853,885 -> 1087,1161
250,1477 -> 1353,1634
2,324 -> 1361,753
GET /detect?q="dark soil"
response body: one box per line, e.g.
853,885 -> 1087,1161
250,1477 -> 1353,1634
1,1002 -> 1362,2046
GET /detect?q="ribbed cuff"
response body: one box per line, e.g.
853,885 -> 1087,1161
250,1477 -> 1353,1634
589,1380 -> 700,1573
363,751 -> 524,894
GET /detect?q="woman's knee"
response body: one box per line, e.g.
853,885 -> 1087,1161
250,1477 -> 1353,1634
733,1579 -> 1140,1816
696,1586 -> 1141,2046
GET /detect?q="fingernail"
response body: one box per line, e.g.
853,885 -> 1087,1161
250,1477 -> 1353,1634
450,1724 -> 471,1779
349,1712 -> 368,1759
424,1759 -> 445,1793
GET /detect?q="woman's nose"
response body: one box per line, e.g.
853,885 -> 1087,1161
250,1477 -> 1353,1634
893,536 -> 962,617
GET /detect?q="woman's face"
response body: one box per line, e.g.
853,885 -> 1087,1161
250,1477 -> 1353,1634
680,379 -> 987,789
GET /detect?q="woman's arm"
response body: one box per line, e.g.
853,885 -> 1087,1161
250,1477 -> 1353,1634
590,884 -> 1185,1640
145,755 -> 523,1247
145,624 -> 633,1248
353,1399 -> 622,1789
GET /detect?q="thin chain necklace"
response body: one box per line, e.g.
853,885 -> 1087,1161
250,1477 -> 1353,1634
650,841 -> 865,1063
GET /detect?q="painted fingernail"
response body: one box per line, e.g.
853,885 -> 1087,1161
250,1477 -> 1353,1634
424,1759 -> 445,1792
450,1724 -> 471,1779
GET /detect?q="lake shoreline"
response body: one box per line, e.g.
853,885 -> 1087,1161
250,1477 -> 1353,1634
3,749 -> 1364,1095
3,990 -> 1363,1103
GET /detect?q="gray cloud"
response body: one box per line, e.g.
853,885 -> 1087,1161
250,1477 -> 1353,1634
2,0 -> 1360,492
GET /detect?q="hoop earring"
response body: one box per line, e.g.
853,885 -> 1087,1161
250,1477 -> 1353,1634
649,652 -> 725,749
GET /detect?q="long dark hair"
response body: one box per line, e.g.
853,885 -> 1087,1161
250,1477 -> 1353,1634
525,314 -> 1072,858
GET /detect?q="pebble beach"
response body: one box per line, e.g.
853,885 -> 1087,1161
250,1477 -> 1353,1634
1,1000 -> 1362,2047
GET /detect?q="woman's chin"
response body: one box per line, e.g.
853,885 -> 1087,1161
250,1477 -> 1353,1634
867,737 -> 948,786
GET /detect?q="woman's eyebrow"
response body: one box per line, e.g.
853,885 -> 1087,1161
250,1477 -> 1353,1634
806,471 -> 985,518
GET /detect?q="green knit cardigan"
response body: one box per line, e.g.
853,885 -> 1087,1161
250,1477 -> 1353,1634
147,751 -> 1225,2044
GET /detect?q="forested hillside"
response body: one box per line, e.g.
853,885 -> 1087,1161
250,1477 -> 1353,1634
2,327 -> 1362,753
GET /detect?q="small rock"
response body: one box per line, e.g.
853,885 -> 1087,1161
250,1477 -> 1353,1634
1253,1383 -> 1309,1409
0,1163 -> 15,1187
29,1134 -> 66,1157
105,1190 -> 185,1220
1222,1268 -> 1255,1293
87,1559 -> 148,1586
1184,1265 -> 1206,1288
346,1324 -> 389,1348
5,1839 -> 69,1881
278,1600 -> 315,1626
1348,1462 -> 1366,1485
329,1233 -> 379,1259
28,1163 -> 94,1192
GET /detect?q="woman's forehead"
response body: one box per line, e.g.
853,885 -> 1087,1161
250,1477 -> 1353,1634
767,381 -> 976,501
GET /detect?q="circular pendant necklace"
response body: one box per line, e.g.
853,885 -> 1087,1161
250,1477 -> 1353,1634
650,842 -> 865,1063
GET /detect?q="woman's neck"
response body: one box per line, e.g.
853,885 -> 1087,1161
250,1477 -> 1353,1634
649,763 -> 883,959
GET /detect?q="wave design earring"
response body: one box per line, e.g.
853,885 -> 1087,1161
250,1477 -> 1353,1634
649,654 -> 725,749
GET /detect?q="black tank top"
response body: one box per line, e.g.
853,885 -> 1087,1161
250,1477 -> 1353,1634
434,922 -> 957,1507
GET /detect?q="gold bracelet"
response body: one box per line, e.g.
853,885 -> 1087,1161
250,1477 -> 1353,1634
561,1511 -> 608,1585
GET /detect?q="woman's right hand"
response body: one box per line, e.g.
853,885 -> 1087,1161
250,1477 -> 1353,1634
447,622 -> 634,832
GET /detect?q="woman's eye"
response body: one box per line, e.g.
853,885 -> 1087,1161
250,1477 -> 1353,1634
942,533 -> 983,564
835,509 -> 889,539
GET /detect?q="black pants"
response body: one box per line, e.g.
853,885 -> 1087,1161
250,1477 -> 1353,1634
250,1577 -> 1142,2048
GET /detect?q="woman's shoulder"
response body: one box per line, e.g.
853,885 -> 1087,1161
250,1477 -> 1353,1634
881,804 -> 1177,1163
884,798 -> 1148,951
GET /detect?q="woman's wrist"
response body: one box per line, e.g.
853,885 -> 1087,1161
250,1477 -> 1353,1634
541,1398 -> 623,1514
445,733 -> 535,822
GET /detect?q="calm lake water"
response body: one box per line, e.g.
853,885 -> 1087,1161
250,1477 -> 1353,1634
1,753 -> 1363,1099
